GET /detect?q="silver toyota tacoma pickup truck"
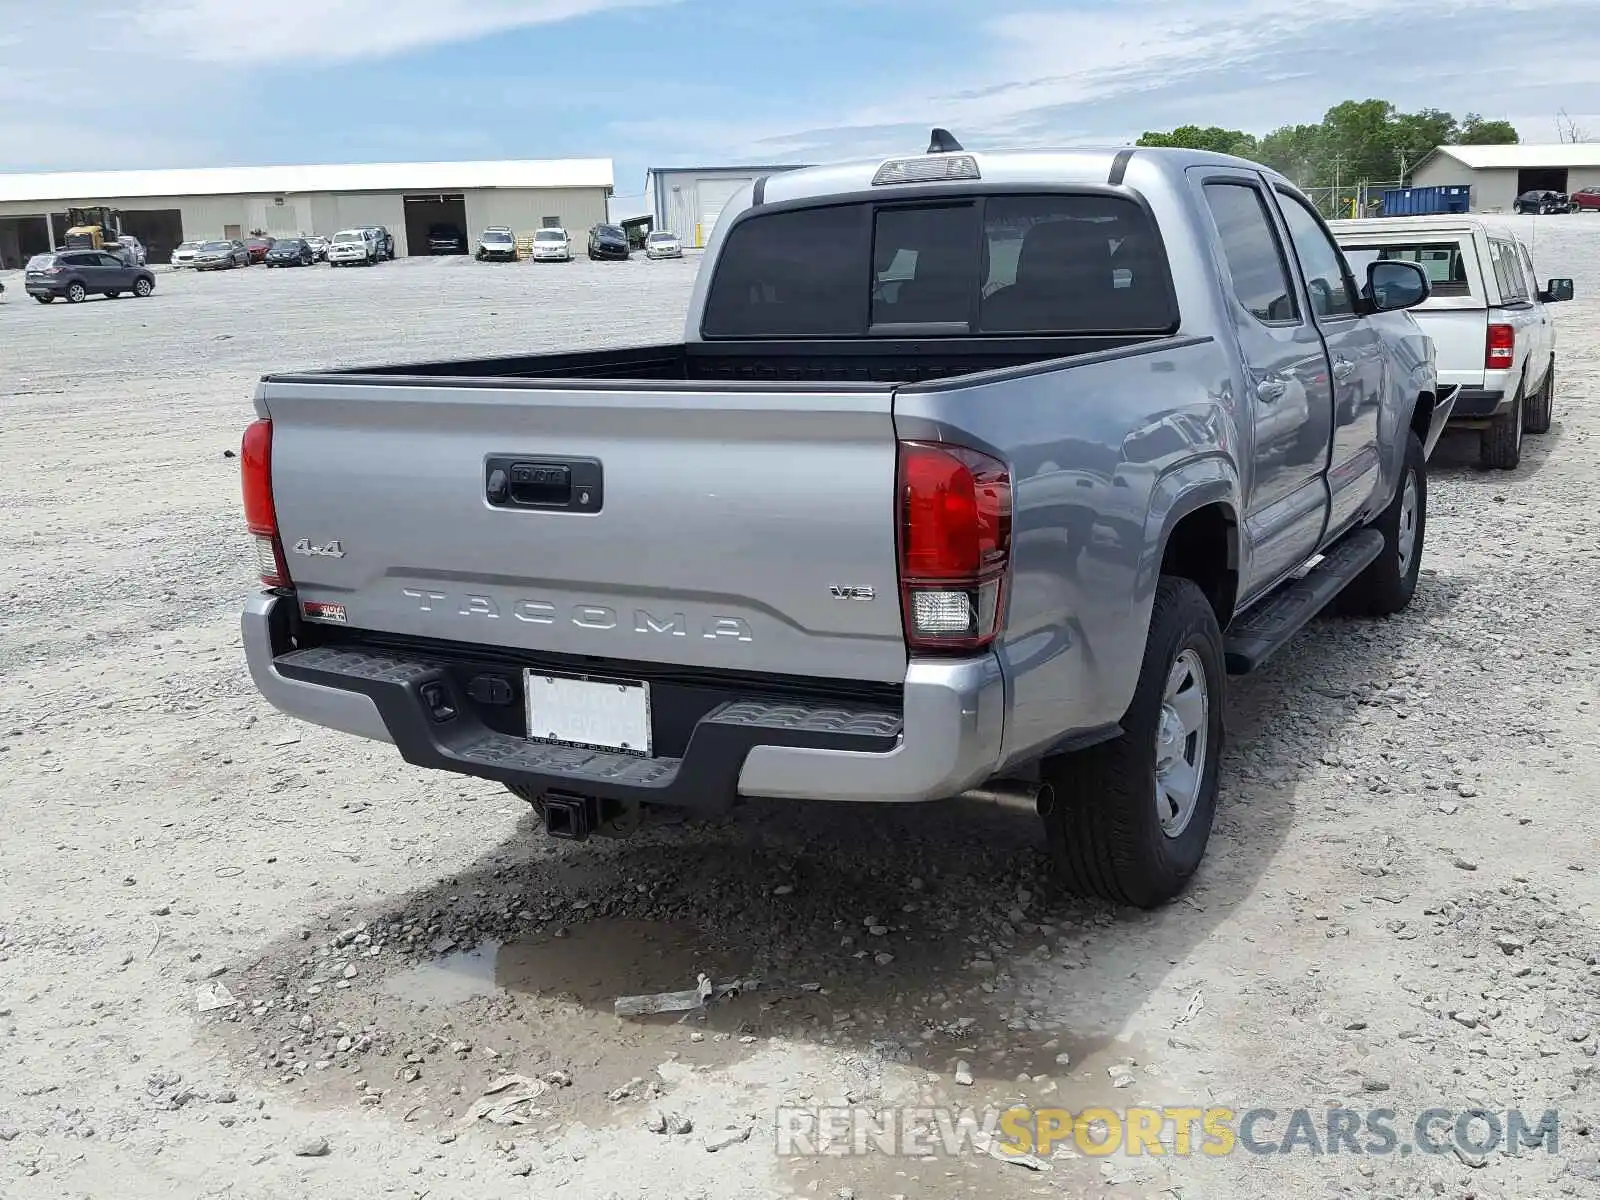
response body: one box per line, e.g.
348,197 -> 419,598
240,132 -> 1448,908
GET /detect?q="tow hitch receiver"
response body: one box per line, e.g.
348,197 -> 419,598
541,792 -> 598,841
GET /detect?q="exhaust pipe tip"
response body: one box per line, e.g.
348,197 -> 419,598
960,780 -> 1053,818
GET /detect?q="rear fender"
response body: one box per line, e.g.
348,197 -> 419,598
1144,460 -> 1242,617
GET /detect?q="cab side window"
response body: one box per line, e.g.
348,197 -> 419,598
1203,181 -> 1300,324
1275,191 -> 1356,319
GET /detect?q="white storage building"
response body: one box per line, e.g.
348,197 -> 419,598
0,158 -> 614,269
647,164 -> 811,248
1409,144 -> 1600,213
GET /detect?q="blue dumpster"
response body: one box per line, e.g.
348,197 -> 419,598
1380,185 -> 1472,216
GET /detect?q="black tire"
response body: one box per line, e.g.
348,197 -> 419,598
1043,576 -> 1225,909
66,282 -> 86,303
1342,430 -> 1426,617
1523,359 -> 1554,434
133,277 -> 153,297
1480,387 -> 1524,470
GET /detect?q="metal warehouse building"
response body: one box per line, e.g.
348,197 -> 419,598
0,158 -> 614,269
1409,143 -> 1600,213
647,164 -> 811,248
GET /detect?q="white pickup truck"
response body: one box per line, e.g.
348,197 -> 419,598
1331,216 -> 1574,470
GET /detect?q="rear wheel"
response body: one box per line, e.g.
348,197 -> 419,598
1523,359 -> 1554,434
1043,576 -> 1225,908
1342,430 -> 1426,616
66,282 -> 86,303
1480,387 -> 1525,470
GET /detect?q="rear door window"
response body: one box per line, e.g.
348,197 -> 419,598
701,194 -> 1176,338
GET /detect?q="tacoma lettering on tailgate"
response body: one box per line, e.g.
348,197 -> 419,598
400,589 -> 753,642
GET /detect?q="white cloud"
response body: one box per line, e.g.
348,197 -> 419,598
619,0 -> 1600,168
134,0 -> 677,64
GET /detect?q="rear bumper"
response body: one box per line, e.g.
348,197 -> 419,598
242,593 -> 1005,809
1449,387 -> 1510,420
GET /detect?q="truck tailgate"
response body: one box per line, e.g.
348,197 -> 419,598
1409,306 -> 1486,389
257,381 -> 909,683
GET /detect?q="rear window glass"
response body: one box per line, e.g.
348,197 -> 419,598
701,194 -> 1176,338
1339,242 -> 1470,297
26,253 -> 57,269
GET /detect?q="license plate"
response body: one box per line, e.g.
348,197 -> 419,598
524,672 -> 651,756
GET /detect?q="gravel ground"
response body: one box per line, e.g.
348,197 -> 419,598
2,223 -> 1598,1200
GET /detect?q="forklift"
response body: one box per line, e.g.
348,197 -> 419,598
63,206 -> 126,254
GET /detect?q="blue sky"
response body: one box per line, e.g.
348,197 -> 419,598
3,0 -> 1597,218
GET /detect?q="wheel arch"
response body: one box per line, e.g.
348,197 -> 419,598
1152,477 -> 1241,630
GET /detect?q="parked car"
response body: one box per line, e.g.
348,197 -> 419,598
528,228 -> 573,262
265,237 -> 317,267
243,236 -> 275,263
1513,189 -> 1570,214
170,240 -> 203,268
1333,215 -> 1573,469
327,228 -> 377,266
304,235 -> 330,261
115,235 -> 147,266
238,135 -> 1448,910
1571,187 -> 1600,212
644,230 -> 683,259
24,250 -> 156,303
587,223 -> 630,260
427,223 -> 466,254
193,239 -> 251,270
475,227 -> 518,262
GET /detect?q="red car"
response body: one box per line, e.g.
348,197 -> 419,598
1573,187 -> 1600,212
243,236 -> 275,263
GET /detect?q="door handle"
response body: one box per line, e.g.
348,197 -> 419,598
1332,357 -> 1356,381
1256,379 -> 1287,403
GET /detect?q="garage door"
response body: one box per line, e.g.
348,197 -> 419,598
695,178 -> 747,247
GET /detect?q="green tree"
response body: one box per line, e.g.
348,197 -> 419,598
1144,98 -> 1520,194
1319,99 -> 1405,184
1390,107 -> 1458,175
1137,125 -> 1259,157
1257,123 -> 1325,185
1457,114 -> 1520,144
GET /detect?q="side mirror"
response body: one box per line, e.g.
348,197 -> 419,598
1541,277 -> 1574,303
1367,260 -> 1430,312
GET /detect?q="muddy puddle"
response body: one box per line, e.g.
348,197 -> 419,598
221,892 -> 1163,1157
371,916 -> 1131,1096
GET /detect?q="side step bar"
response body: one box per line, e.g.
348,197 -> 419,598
1223,528 -> 1385,674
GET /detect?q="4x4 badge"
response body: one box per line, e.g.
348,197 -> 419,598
292,538 -> 345,559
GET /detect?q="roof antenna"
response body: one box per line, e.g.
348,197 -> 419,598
928,128 -> 963,154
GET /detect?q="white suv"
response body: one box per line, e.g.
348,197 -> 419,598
327,228 -> 376,266
1332,216 -> 1574,470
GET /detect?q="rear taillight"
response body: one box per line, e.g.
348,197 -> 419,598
896,441 -> 1012,652
241,418 -> 290,588
1486,323 -> 1515,370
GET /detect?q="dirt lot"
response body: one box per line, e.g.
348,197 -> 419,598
2,226 -> 1598,1200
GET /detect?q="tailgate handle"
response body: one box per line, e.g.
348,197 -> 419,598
485,455 -> 603,513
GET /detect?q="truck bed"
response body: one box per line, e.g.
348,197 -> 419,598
265,335 -> 1168,389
